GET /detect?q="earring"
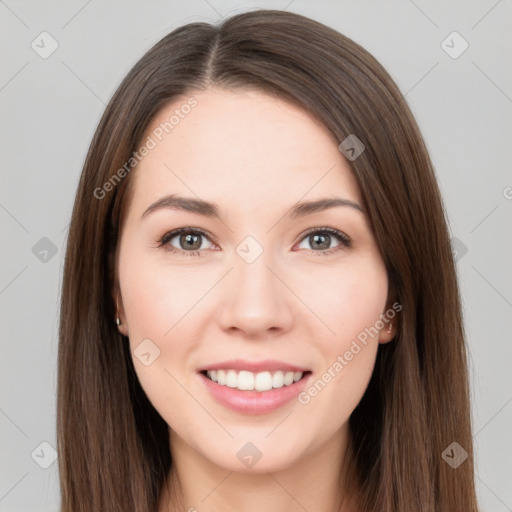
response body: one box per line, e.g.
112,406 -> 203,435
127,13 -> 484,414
115,295 -> 122,328
387,323 -> 392,334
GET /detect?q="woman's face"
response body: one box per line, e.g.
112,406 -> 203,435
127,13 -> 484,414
116,87 -> 394,473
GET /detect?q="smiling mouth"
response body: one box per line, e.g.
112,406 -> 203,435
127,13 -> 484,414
200,369 -> 312,392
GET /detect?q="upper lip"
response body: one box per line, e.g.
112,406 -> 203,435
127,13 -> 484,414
198,359 -> 310,373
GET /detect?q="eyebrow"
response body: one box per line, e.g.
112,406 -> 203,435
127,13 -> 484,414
141,194 -> 365,220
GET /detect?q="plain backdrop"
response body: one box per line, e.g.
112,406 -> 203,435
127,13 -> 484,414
1,1 -> 511,511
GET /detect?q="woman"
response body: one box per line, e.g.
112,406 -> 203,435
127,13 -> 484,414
57,9 -> 480,512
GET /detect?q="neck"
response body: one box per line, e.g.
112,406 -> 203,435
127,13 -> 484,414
159,424 -> 360,512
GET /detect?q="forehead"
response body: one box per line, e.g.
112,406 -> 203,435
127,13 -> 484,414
127,87 -> 363,218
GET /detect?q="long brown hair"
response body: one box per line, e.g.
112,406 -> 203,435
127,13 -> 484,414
57,9 -> 480,511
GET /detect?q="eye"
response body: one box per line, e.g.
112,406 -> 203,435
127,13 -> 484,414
158,228 -> 215,257
295,227 -> 351,256
157,226 -> 351,258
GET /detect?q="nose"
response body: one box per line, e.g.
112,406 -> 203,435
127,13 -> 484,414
216,250 -> 294,338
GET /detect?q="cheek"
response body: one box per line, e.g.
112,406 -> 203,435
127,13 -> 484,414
296,255 -> 389,343
118,253 -> 204,419
119,246 -> 211,341
294,258 -> 387,423
118,246 -> 219,412
300,343 -> 378,441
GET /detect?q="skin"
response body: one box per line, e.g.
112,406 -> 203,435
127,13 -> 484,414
115,87 -> 396,512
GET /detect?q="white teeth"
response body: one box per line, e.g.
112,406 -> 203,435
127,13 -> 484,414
225,370 -> 238,388
272,371 -> 284,388
255,371 -> 273,391
283,372 -> 294,386
238,370 -> 255,390
205,369 -> 305,392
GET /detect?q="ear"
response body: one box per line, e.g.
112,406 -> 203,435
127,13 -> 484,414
379,318 -> 396,344
112,282 -> 129,337
379,290 -> 400,344
110,239 -> 130,336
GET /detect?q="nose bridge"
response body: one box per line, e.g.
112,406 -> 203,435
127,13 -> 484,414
233,242 -> 281,312
217,236 -> 292,335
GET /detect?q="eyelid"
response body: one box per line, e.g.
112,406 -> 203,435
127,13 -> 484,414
157,227 -> 216,252
298,226 -> 351,245
157,226 -> 351,256
294,226 -> 351,255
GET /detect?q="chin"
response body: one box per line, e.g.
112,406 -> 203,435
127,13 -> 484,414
201,438 -> 305,475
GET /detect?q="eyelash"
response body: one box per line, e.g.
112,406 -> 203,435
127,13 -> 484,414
157,227 -> 351,258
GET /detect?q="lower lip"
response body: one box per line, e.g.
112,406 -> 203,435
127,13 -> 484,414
198,371 -> 312,415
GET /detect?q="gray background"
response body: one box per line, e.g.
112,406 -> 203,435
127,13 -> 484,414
1,1 -> 511,510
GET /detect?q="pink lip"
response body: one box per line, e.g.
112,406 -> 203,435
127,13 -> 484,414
197,359 -> 310,373
198,371 -> 312,415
